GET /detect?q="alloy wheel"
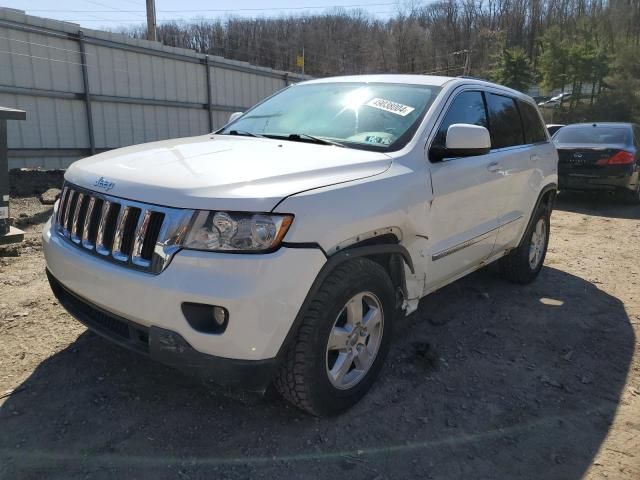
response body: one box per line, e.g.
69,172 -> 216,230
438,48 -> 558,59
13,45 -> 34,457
529,217 -> 547,269
325,291 -> 384,390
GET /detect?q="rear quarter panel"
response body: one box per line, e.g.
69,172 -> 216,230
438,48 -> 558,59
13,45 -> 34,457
516,140 -> 558,244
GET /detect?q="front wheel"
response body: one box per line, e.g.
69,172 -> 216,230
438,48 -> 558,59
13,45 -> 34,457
274,258 -> 395,416
498,207 -> 550,284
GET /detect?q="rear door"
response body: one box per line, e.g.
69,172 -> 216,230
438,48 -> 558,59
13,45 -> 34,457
424,89 -> 501,290
484,93 -> 549,254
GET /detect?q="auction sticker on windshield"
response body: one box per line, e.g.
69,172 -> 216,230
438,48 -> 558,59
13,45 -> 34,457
366,98 -> 415,116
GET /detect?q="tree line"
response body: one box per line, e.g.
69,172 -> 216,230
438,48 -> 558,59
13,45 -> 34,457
121,0 -> 640,122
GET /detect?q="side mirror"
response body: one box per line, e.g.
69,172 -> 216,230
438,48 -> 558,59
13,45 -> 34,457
228,112 -> 243,123
445,123 -> 491,157
431,123 -> 491,161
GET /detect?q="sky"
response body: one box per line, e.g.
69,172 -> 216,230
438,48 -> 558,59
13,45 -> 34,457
3,1 -> 403,29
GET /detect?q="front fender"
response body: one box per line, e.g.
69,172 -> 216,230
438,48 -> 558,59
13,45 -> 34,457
273,163 -> 430,255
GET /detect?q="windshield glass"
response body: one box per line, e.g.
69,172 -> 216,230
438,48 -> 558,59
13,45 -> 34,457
554,125 -> 631,145
220,82 -> 441,152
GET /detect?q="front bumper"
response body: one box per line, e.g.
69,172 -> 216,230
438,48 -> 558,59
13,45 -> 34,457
42,217 -> 326,363
47,271 -> 278,391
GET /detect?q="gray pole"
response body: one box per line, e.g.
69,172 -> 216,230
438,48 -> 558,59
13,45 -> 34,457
146,0 -> 157,42
0,107 -> 26,243
78,31 -> 96,156
0,119 -> 7,236
205,56 -> 213,132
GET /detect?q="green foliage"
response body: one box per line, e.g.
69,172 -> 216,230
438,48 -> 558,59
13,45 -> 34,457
539,27 -> 609,97
537,23 -> 627,121
592,45 -> 640,122
127,1 -> 640,122
490,47 -> 534,92
538,28 -> 570,92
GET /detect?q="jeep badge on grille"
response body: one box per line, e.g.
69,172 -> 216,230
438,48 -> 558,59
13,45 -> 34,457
94,177 -> 115,191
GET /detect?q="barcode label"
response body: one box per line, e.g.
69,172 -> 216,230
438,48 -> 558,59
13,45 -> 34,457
366,98 -> 415,116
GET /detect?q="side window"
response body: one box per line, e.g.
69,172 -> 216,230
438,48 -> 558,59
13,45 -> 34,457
432,91 -> 488,150
518,100 -> 547,144
486,93 -> 525,149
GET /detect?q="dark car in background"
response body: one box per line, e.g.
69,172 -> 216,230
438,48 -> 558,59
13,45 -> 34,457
554,122 -> 640,203
547,124 -> 565,136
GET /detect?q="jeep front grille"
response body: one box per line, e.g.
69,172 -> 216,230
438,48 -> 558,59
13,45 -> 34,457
54,183 -> 193,274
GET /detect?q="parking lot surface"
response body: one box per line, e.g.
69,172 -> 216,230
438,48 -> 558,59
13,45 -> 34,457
1,189 -> 639,479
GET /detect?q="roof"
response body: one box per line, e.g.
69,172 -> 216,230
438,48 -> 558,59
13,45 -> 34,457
300,74 -> 455,87
298,74 -> 533,101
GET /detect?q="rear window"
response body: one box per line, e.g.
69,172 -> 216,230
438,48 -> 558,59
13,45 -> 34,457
554,126 -> 631,145
486,93 -> 525,148
518,101 -> 547,143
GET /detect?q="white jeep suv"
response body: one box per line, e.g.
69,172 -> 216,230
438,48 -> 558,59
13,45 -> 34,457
43,75 -> 558,415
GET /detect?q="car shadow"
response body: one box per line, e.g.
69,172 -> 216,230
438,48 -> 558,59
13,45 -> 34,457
555,191 -> 640,220
0,267 -> 634,479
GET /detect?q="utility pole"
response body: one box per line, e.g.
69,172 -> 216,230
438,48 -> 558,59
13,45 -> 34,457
146,0 -> 157,42
450,49 -> 471,76
463,49 -> 471,76
296,46 -> 305,75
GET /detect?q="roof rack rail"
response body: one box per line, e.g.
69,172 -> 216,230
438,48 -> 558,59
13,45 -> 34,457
457,75 -> 485,80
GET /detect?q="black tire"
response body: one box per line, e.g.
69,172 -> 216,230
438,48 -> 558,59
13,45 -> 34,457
620,184 -> 640,205
274,258 -> 395,416
498,206 -> 550,284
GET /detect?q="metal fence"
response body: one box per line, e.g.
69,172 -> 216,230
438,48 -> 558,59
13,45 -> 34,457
0,8 -> 307,169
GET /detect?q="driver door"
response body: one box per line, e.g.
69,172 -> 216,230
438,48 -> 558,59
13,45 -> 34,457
423,90 -> 502,291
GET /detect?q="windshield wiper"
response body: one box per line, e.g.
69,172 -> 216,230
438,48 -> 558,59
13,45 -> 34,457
227,130 -> 266,138
227,130 -> 345,147
269,133 -> 345,148
290,133 -> 346,147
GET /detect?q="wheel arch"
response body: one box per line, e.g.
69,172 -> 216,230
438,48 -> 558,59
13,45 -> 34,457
275,236 -> 413,362
518,182 -> 557,248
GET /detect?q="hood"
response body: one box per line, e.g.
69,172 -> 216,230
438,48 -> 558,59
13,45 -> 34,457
65,134 -> 392,211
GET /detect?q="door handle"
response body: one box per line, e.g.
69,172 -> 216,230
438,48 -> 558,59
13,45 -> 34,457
530,154 -> 541,162
487,162 -> 502,173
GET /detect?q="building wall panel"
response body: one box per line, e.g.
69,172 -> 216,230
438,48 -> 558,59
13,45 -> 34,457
0,8 -> 306,169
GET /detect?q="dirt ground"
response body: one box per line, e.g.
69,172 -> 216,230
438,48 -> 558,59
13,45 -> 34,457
1,183 -> 639,479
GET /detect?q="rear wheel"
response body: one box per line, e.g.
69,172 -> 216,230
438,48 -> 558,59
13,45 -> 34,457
274,258 -> 395,416
620,184 -> 640,205
499,206 -> 550,284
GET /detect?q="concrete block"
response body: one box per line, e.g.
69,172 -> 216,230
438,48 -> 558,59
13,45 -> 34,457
0,226 -> 24,245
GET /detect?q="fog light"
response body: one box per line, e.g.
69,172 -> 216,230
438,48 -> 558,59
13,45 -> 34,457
181,302 -> 229,334
213,306 -> 227,326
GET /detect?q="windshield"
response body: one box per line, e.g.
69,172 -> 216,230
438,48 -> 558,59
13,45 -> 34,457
219,82 -> 441,152
554,125 -> 631,145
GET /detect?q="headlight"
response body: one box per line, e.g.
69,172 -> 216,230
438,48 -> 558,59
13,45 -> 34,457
183,211 -> 293,252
